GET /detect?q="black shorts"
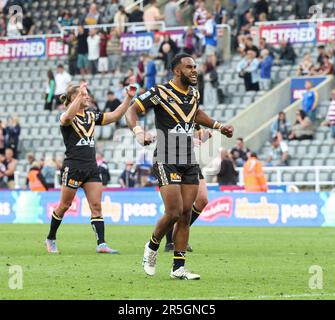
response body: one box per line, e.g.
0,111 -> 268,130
199,167 -> 204,180
61,164 -> 101,189
152,163 -> 200,187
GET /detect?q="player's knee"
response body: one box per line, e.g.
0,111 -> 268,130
90,202 -> 102,214
195,197 -> 208,211
166,205 -> 183,222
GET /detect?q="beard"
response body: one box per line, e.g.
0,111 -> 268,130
180,71 -> 197,86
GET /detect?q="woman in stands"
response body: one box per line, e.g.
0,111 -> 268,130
45,82 -> 137,254
44,70 -> 56,111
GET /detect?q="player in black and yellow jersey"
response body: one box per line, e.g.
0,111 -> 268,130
126,53 -> 233,280
45,82 -> 137,254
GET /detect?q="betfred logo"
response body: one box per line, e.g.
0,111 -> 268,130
200,197 -> 233,222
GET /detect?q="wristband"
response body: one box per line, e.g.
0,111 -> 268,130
133,126 -> 143,135
213,121 -> 224,131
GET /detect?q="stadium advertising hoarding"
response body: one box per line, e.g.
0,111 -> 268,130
259,20 -> 335,45
0,37 -> 68,60
290,76 -> 326,103
0,190 -> 334,227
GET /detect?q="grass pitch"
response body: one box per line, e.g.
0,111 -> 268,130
0,225 -> 334,300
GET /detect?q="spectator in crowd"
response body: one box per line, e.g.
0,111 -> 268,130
128,4 -> 143,23
321,89 -> 335,141
288,110 -> 314,141
44,70 -> 55,111
213,0 -> 227,24
160,42 -> 175,82
104,91 -> 121,113
144,54 -> 156,90
159,33 -> 179,58
106,27 -> 121,74
5,116 -> 20,158
217,148 -> 238,186
143,0 -> 163,32
57,10 -> 73,29
0,14 -> 6,36
243,152 -> 268,192
202,61 -> 218,107
113,81 -> 125,102
0,153 -> 7,188
243,36 -> 259,57
84,2 -> 101,25
98,30 -> 108,74
302,80 -> 318,122
236,49 -> 260,91
235,0 -> 251,33
254,0 -> 269,20
266,136 -> 289,166
122,68 -> 135,87
26,152 -> 35,167
136,54 -> 146,87
21,11 -> 35,35
318,55 -> 334,75
203,11 -> 217,64
231,137 -> 250,167
179,0 -> 195,26
0,120 -> 6,155
127,74 -> 141,97
119,160 -> 137,188
6,12 -> 22,36
259,48 -> 273,91
259,37 -> 274,57
240,10 -> 255,35
64,32 -> 78,76
297,53 -> 314,76
193,0 -> 208,26
271,111 -> 291,140
114,5 -> 128,34
295,0 -> 315,19
54,64 -> 72,107
276,40 -> 296,66
26,161 -> 48,191
2,148 -> 17,189
258,11 -> 268,22
164,0 -> 180,27
149,32 -> 162,58
76,26 -> 89,75
103,0 -> 119,23
182,26 -> 201,57
316,45 -> 327,68
96,152 -> 110,186
237,34 -> 247,56
87,28 -> 100,75
41,157 -> 57,189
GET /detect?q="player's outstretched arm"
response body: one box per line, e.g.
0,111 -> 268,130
102,85 -> 137,125
195,109 -> 234,138
125,102 -> 154,146
60,82 -> 88,126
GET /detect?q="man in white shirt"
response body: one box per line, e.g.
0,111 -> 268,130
87,28 -> 100,74
267,136 -> 289,166
54,64 -> 72,107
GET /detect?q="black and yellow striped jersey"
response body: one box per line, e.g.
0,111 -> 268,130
60,110 -> 105,167
135,80 -> 200,165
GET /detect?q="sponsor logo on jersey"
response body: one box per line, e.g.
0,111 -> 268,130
170,173 -> 181,182
76,137 -> 95,147
169,123 -> 195,136
139,90 -> 151,101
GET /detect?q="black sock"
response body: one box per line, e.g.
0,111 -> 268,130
91,216 -> 105,245
47,211 -> 62,240
173,251 -> 186,271
165,229 -> 173,245
190,205 -> 202,226
148,234 -> 160,251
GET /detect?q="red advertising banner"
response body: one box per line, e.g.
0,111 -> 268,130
46,37 -> 68,57
316,21 -> 335,43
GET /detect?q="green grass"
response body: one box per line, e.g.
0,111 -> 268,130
0,225 -> 334,300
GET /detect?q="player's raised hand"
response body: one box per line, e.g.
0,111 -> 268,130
135,131 -> 155,146
79,82 -> 88,96
126,85 -> 137,98
220,125 -> 234,138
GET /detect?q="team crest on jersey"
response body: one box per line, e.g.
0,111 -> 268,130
76,137 -> 95,147
170,173 -> 181,182
169,123 -> 195,136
